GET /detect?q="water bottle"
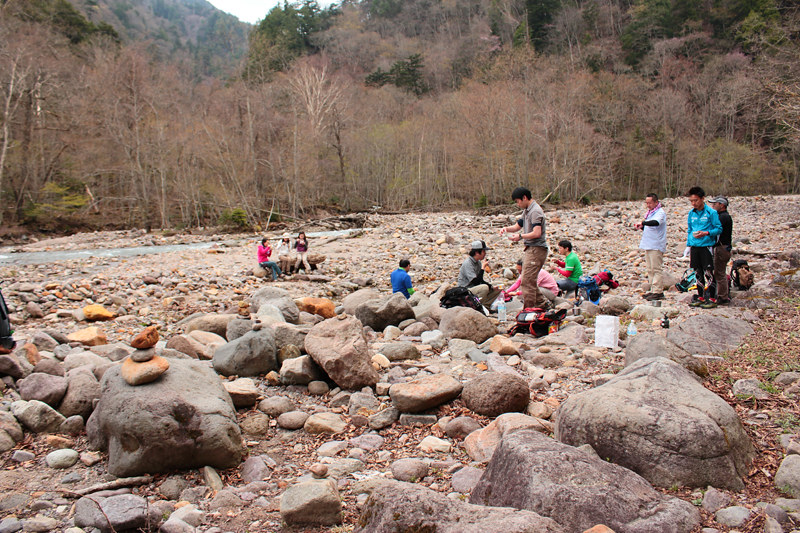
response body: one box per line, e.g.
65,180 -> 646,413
497,298 -> 506,322
626,321 -> 637,337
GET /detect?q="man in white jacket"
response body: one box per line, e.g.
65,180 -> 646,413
634,193 -> 667,300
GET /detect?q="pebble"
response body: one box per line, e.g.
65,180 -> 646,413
45,449 -> 79,469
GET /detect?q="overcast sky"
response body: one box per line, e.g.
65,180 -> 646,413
207,0 -> 335,24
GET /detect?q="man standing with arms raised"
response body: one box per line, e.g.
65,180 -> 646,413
634,193 -> 667,301
710,196 -> 733,305
499,187 -> 550,310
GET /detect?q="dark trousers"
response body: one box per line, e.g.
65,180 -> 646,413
714,245 -> 732,300
690,246 -> 715,300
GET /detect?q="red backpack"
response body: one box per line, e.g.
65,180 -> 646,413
509,308 -> 567,337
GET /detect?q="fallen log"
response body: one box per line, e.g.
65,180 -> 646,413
60,475 -> 154,498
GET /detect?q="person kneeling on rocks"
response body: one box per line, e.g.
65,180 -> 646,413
458,240 -> 501,308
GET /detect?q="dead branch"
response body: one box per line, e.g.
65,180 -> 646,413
60,475 -> 153,498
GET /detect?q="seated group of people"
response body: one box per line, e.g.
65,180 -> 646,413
257,232 -> 311,281
390,239 -> 584,310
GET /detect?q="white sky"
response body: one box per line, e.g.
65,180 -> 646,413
207,0 -> 335,24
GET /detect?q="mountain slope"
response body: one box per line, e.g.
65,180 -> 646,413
74,0 -> 250,77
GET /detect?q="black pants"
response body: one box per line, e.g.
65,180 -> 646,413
690,246 -> 715,300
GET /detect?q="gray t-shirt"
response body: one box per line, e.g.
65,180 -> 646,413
458,256 -> 483,287
522,201 -> 547,248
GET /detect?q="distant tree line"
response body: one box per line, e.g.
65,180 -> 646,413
0,0 -> 798,231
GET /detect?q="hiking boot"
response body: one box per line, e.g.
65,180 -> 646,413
701,299 -> 718,309
645,292 -> 664,301
716,297 -> 731,305
689,297 -> 705,307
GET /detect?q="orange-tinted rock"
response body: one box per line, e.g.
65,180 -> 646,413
121,355 -> 170,386
296,297 -> 336,319
83,304 -> 114,321
67,327 -> 108,346
21,343 -> 41,365
131,326 -> 159,349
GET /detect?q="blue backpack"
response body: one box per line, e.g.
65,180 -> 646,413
577,276 -> 602,304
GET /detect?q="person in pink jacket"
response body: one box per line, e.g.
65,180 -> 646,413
257,238 -> 282,281
503,260 -> 560,303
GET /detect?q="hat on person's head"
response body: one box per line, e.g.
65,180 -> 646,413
281,233 -> 291,239
710,196 -> 729,206
470,240 -> 490,251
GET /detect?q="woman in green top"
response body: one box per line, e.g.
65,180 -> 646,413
554,240 -> 583,296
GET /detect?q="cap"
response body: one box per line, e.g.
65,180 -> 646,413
710,196 -> 729,206
470,240 -> 490,251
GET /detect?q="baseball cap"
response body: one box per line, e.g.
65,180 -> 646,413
470,240 -> 490,251
710,196 -> 729,206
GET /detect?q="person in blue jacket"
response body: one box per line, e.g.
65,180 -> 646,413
391,259 -> 415,299
686,186 -> 723,308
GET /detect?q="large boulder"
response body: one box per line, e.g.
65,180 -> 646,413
304,315 -> 379,390
86,358 -> 244,477
10,399 -> 66,433
625,332 -> 707,376
464,413 -> 551,463
599,295 -> 631,316
280,355 -> 324,385
59,368 -> 101,419
389,374 -> 462,413
250,287 -> 299,324
296,297 -> 336,319
355,479 -> 565,533
354,293 -> 415,331
212,329 -> 278,377
17,372 -> 68,407
470,429 -> 700,533
554,357 -> 754,490
271,323 -> 310,351
462,373 -> 529,417
184,313 -> 238,338
666,315 -> 754,354
342,289 -> 381,315
439,307 -> 496,343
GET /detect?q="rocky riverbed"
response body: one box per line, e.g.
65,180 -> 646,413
1,195 -> 800,533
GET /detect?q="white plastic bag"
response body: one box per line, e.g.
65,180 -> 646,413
595,315 -> 619,348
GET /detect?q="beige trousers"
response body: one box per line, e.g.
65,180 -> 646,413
469,284 -> 502,308
644,249 -> 664,294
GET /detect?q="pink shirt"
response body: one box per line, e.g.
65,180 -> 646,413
257,244 -> 272,263
507,269 -> 560,295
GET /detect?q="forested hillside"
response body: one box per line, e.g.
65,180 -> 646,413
1,0 -> 798,231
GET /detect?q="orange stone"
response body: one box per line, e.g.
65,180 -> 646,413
21,343 -> 41,365
131,326 -> 159,349
296,297 -> 336,319
121,355 -> 170,386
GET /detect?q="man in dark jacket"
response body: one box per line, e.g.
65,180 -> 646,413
711,196 -> 733,305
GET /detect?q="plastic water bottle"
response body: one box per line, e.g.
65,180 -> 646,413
497,299 -> 506,322
626,321 -> 637,337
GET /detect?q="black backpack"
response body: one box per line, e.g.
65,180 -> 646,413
509,307 -> 567,337
0,289 -> 16,352
440,286 -> 486,315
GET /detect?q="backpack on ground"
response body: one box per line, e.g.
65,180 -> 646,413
0,289 -> 16,352
577,276 -> 602,304
593,270 -> 620,290
675,269 -> 696,293
730,259 -> 754,290
440,286 -> 486,315
509,307 -> 567,337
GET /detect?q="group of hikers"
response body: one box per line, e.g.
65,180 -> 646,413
391,186 -> 735,313
256,232 -> 310,281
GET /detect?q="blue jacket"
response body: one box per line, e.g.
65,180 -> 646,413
391,268 -> 413,298
687,204 -> 722,247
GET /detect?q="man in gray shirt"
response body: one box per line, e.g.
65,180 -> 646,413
499,187 -> 550,310
458,240 -> 501,307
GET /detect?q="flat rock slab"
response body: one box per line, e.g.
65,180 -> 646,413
356,479 -> 565,533
666,314 -> 754,354
470,429 -> 700,533
389,374 -> 463,413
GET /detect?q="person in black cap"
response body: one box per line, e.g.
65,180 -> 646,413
711,196 -> 733,304
457,240 -> 501,307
